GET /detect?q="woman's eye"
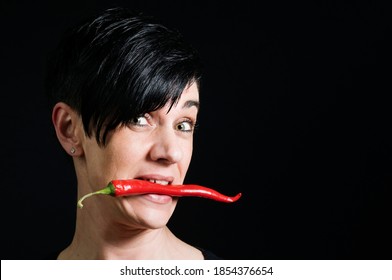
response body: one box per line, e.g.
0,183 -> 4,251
130,115 -> 149,126
176,120 -> 195,132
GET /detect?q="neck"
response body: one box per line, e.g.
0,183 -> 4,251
63,228 -> 174,260
58,202 -> 202,260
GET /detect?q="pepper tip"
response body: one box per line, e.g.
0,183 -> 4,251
232,192 -> 242,202
217,192 -> 242,203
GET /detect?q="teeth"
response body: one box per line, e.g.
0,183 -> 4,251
147,179 -> 169,185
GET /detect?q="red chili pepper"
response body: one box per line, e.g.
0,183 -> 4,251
77,179 -> 242,208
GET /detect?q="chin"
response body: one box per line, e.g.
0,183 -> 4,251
121,195 -> 177,227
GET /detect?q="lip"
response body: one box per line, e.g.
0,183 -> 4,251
136,174 -> 175,184
141,193 -> 173,204
124,175 -> 177,204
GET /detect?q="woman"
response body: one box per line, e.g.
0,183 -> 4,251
45,6 -> 222,260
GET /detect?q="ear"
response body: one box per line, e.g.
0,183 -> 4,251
52,102 -> 84,156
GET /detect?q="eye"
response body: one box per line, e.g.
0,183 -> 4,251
176,119 -> 195,132
130,115 -> 149,126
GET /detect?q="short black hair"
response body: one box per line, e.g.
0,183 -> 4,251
45,7 -> 202,146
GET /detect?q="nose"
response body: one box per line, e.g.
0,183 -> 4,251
149,128 -> 183,164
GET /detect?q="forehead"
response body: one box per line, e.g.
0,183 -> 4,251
156,82 -> 200,116
174,82 -> 199,109
181,82 -> 199,99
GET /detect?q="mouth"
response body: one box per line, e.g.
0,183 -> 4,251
137,177 -> 172,186
135,178 -> 173,204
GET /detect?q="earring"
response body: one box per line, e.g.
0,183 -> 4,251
70,147 -> 76,154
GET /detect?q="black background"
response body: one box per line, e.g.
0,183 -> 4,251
1,0 -> 392,260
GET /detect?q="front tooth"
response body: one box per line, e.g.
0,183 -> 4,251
155,180 -> 168,185
147,179 -> 168,185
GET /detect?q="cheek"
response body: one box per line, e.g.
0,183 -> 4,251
105,133 -> 148,174
105,143 -> 140,171
179,141 -> 194,175
112,146 -> 140,168
83,137 -> 140,181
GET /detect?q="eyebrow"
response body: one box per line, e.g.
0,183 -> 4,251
183,100 -> 200,110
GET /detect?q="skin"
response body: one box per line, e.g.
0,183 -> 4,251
52,82 -> 204,259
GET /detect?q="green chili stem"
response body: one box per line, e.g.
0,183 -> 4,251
77,184 -> 114,208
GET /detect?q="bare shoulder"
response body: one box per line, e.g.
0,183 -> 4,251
171,238 -> 204,260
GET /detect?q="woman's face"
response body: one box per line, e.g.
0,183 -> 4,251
79,82 -> 199,229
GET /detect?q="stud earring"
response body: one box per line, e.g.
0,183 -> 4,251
70,147 -> 76,154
